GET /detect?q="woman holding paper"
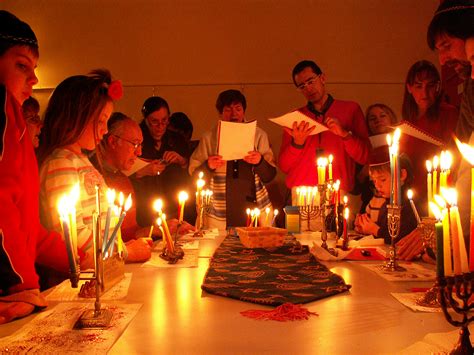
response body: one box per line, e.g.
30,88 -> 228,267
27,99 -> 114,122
400,60 -> 459,214
133,96 -> 195,226
189,90 -> 277,229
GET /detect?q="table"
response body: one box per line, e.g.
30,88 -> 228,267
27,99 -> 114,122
0,232 -> 461,354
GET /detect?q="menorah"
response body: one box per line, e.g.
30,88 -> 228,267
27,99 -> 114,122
380,204 -> 406,272
298,205 -> 322,232
193,195 -> 212,238
438,273 -> 474,354
415,217 -> 439,308
317,183 -> 338,256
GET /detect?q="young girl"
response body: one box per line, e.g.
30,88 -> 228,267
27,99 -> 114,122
354,147 -> 418,245
38,69 -> 151,263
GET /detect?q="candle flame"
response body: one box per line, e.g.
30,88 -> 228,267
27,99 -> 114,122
407,189 -> 413,200
178,191 -> 189,203
328,154 -> 333,163
246,208 -> 251,215
113,205 -> 120,216
197,179 -> 205,189
153,199 -> 163,212
429,201 -> 442,221
426,160 -> 432,173
454,136 -> 474,165
433,155 -> 439,170
386,134 -> 392,146
157,217 -> 162,226
198,171 -> 204,179
106,188 -> 116,205
265,207 -> 270,214
274,209 -> 279,216
343,195 -> 348,204
124,193 -> 132,211
442,188 -> 457,206
434,194 -> 446,209
254,208 -> 261,217
70,184 -> 80,205
393,128 -> 401,143
118,191 -> 124,206
162,213 -> 167,221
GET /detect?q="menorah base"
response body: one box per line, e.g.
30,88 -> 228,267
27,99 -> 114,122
379,260 -> 406,272
160,246 -> 185,264
73,308 -> 113,329
451,326 -> 473,355
415,286 -> 439,308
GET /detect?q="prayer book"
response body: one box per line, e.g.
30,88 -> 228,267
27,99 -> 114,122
268,110 -> 328,135
217,120 -> 257,160
392,121 -> 444,146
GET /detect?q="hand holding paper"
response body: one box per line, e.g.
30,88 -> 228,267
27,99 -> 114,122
217,120 -> 257,161
269,110 -> 328,136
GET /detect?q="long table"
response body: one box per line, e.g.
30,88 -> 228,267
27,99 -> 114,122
0,233 -> 462,354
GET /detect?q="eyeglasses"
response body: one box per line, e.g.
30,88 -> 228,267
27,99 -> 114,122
25,114 -> 42,126
112,134 -> 143,150
147,117 -> 169,127
296,75 -> 321,91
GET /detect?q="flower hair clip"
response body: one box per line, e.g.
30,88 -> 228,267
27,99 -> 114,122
107,80 -> 123,100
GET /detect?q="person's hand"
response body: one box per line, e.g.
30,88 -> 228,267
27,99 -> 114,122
207,155 -> 225,170
163,151 -> 187,167
284,121 -> 315,146
125,238 -> 152,263
0,301 -> 35,324
167,219 -> 196,235
397,229 -> 424,261
324,117 -> 350,138
355,213 -> 379,236
135,160 -> 167,177
243,151 -> 262,165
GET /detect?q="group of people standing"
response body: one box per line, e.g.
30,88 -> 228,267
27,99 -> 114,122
1,0 -> 473,324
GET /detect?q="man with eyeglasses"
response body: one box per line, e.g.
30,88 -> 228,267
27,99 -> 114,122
279,60 -> 371,218
93,112 -> 194,242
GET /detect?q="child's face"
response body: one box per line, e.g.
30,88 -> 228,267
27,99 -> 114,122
370,169 -> 391,198
0,46 -> 38,104
77,101 -> 114,150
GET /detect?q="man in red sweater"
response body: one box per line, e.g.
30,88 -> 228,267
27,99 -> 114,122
279,60 -> 371,212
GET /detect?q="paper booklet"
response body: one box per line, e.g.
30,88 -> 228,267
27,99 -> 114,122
393,120 -> 444,146
369,134 -> 388,148
217,120 -> 257,160
268,110 -> 328,135
124,158 -> 153,177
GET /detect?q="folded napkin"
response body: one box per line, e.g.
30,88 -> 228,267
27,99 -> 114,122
310,242 -> 386,261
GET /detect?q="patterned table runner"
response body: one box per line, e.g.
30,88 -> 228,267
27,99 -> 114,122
201,235 -> 351,306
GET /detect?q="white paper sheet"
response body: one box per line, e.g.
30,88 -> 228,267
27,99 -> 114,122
268,110 -> 328,135
217,120 -> 257,160
369,134 -> 388,148
124,158 -> 152,177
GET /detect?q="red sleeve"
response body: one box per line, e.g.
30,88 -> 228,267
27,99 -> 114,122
342,104 -> 371,165
0,87 -> 39,292
278,130 -> 304,174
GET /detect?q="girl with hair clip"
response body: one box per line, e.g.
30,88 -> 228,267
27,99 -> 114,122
400,60 -> 458,214
38,69 -> 151,268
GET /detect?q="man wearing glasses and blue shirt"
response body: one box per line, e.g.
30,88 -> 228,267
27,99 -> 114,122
278,60 -> 371,215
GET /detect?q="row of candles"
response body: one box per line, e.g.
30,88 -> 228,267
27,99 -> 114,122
426,151 -> 453,217
316,154 -> 333,185
245,207 -> 279,227
295,180 -> 345,207
57,185 -> 132,274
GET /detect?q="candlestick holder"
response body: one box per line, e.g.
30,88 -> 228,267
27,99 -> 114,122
193,198 -> 212,238
318,183 -> 338,257
437,272 -> 474,354
415,217 -> 440,308
380,204 -> 406,272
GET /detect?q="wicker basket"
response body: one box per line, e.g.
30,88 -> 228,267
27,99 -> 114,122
235,226 -> 287,248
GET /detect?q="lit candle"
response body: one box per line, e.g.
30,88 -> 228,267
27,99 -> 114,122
157,217 -> 173,252
161,214 -> 175,253
265,207 -> 270,226
58,196 -> 77,274
407,189 -> 421,224
250,209 -> 256,227
436,193 -> 453,276
426,160 -> 433,217
271,209 -> 279,227
328,154 -> 333,181
439,151 -> 447,188
196,172 -> 205,207
343,207 -> 349,240
430,201 -> 444,277
445,189 -> 469,274
454,137 -> 474,271
432,155 -> 439,196
103,188 -> 116,252
178,191 -> 188,223
105,193 -> 132,256
312,186 -> 318,206
246,208 -> 251,227
321,158 -> 328,184
254,208 -> 260,227
393,128 -> 401,205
